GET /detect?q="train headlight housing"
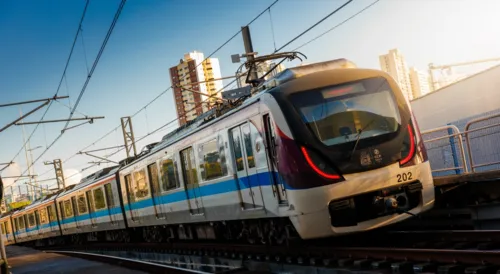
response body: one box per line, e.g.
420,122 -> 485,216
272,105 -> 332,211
300,146 -> 343,181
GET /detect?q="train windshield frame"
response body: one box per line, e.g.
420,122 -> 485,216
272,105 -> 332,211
290,77 -> 402,147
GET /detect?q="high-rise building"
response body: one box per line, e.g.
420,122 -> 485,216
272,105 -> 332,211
409,67 -> 432,98
379,49 -> 413,101
169,51 -> 223,126
237,60 -> 286,88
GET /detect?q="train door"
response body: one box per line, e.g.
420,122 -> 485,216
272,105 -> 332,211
263,114 -> 288,205
85,191 -> 97,227
181,147 -> 203,215
124,173 -> 140,222
146,163 -> 165,219
104,183 -> 118,224
230,123 -> 264,209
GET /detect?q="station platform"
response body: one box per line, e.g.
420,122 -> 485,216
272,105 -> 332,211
5,245 -> 146,274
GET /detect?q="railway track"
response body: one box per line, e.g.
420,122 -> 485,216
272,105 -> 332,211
37,232 -> 500,274
46,249 -> 256,273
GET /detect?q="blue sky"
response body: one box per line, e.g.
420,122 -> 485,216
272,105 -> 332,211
1,0 -> 500,191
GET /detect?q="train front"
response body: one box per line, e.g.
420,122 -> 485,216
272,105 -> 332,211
265,65 -> 435,239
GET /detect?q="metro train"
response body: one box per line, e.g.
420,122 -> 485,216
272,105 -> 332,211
0,59 -> 435,247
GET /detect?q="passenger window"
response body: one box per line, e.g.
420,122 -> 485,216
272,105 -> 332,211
93,188 -> 106,210
230,128 -> 245,171
86,191 -> 95,213
160,156 -> 179,191
71,197 -> 79,216
104,183 -> 115,208
47,205 -> 56,222
198,137 -> 228,181
133,169 -> 149,199
77,194 -> 88,214
64,200 -> 73,218
241,124 -> 255,168
124,174 -> 135,203
180,147 -> 198,185
1,223 -> 5,234
28,213 -> 35,227
34,211 -> 40,226
18,217 -> 25,230
59,201 -> 65,219
5,222 -> 9,234
147,163 -> 161,195
39,208 -> 48,224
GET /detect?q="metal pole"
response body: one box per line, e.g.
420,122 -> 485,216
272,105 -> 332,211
0,176 -> 7,266
241,26 -> 259,85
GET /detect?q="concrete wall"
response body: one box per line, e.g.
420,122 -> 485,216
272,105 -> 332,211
410,65 -> 500,131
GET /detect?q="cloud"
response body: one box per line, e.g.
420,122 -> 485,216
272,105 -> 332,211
64,169 -> 82,186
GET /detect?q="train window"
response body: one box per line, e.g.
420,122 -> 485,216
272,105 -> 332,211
39,208 -> 48,224
133,169 -> 149,199
249,122 -> 267,169
230,128 -> 244,171
35,210 -> 40,226
77,194 -> 88,214
147,163 -> 161,195
160,156 -> 179,191
47,205 -> 56,222
18,217 -> 25,230
198,138 -> 228,181
59,201 -> 65,219
86,191 -> 95,213
1,223 -> 5,234
28,213 -> 35,227
124,174 -> 135,203
5,222 -> 9,234
93,188 -> 106,210
64,200 -> 74,218
241,124 -> 255,168
180,147 -> 198,186
71,197 -> 79,216
104,183 -> 115,208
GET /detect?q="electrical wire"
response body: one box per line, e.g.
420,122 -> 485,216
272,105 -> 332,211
292,0 -> 381,51
61,0 -> 281,166
274,0 -> 353,53
13,0 -> 126,184
3,0 -> 90,174
63,0 -> 127,131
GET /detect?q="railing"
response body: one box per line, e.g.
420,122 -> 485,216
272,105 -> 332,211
422,113 -> 500,176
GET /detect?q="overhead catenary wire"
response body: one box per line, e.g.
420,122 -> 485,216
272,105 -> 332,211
292,0 -> 381,51
3,0 -> 91,174
62,0 -> 127,131
274,0 -> 353,53
13,0 -> 126,185
59,0 -> 281,167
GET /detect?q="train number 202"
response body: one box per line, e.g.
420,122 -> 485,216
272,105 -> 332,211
397,172 -> 412,182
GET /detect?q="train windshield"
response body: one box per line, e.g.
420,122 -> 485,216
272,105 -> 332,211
290,77 -> 401,147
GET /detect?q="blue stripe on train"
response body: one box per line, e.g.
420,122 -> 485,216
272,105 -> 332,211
32,171 -> 283,228
125,171 -> 276,211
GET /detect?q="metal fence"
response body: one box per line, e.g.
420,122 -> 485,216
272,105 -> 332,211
422,113 -> 500,177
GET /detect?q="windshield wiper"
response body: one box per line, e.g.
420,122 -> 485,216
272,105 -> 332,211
348,118 -> 377,160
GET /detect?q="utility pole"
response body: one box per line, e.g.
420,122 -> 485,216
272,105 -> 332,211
44,159 -> 66,190
121,117 -> 137,158
241,26 -> 259,85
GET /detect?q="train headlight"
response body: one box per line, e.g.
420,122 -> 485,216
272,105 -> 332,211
300,146 -> 343,181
